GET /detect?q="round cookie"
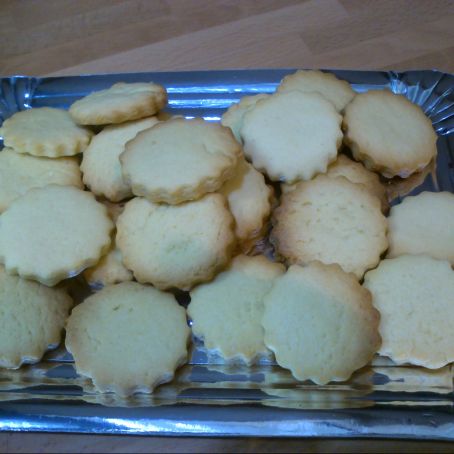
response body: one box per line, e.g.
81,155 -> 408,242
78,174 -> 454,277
0,107 -> 92,157
81,117 -> 159,202
116,193 -> 236,290
241,91 -> 342,183
364,255 -> 454,369
262,262 -> 380,384
0,185 -> 113,286
0,266 -> 72,369
218,158 -> 273,249
221,94 -> 269,143
121,118 -> 242,204
69,82 -> 167,125
188,255 -> 285,364
0,147 -> 83,213
343,90 -> 437,178
65,282 -> 190,396
387,191 -> 454,264
271,175 -> 388,279
277,70 -> 355,112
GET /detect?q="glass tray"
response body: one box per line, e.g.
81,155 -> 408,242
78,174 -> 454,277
0,69 -> 453,439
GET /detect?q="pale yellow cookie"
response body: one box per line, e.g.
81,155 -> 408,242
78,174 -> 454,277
218,158 -> 273,248
277,70 -> 355,112
81,117 -> 159,202
241,91 -> 342,183
120,118 -> 242,204
0,185 -> 113,286
387,192 -> 454,264
262,262 -> 380,384
281,154 -> 388,211
0,107 -> 92,157
0,147 -> 83,213
0,266 -> 72,369
65,282 -> 190,396
221,94 -> 269,143
343,90 -> 437,178
188,255 -> 285,364
364,255 -> 454,369
116,193 -> 236,290
271,175 -> 388,279
69,82 -> 167,125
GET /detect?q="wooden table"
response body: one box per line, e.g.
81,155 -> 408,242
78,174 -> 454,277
1,0 -> 453,452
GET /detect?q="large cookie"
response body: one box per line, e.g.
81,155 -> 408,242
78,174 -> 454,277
69,82 -> 167,125
66,282 -> 190,396
364,255 -> 454,368
241,91 -> 342,183
0,185 -> 113,286
343,90 -> 437,178
116,193 -> 236,290
271,175 -> 388,279
121,118 -> 241,204
0,107 -> 92,157
188,255 -> 284,364
262,262 -> 380,384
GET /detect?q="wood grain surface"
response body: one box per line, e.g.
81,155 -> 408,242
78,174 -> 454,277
1,0 -> 454,452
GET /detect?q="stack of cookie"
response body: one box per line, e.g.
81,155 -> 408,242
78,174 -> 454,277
0,70 -> 452,398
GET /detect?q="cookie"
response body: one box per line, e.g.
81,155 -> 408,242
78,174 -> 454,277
221,94 -> 269,143
83,201 -> 132,289
281,154 -> 388,211
81,117 -> 159,202
218,158 -> 273,249
69,82 -> 167,125
363,255 -> 454,368
188,255 -> 285,364
271,175 -> 388,279
241,91 -> 342,183
0,185 -> 113,286
120,118 -> 242,204
0,266 -> 72,369
387,191 -> 454,263
0,147 -> 83,213
116,193 -> 236,290
343,90 -> 437,178
0,107 -> 92,157
65,282 -> 190,396
277,70 -> 355,112
262,262 -> 380,384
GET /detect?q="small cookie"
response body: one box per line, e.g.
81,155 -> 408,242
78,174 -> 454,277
221,94 -> 269,143
271,175 -> 388,279
241,91 -> 342,183
0,266 -> 72,369
218,158 -> 273,248
262,262 -> 380,384
387,191 -> 454,264
364,255 -> 454,368
120,118 -> 242,204
69,82 -> 167,125
83,201 -> 132,289
116,193 -> 236,290
343,90 -> 437,178
0,185 -> 113,286
0,147 -> 83,212
281,154 -> 388,211
65,282 -> 190,396
277,70 -> 355,112
188,255 -> 285,364
81,117 -> 159,202
0,107 -> 92,157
